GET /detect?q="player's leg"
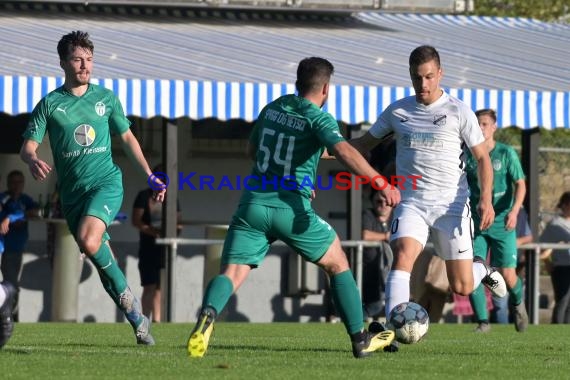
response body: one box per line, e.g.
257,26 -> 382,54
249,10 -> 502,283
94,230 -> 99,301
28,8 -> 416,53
72,188 -> 153,345
384,204 -> 429,317
188,203 -> 269,358
278,207 -> 394,357
491,231 -> 528,331
0,280 -> 16,348
468,234 -> 491,332
433,208 -> 507,298
321,236 -> 396,357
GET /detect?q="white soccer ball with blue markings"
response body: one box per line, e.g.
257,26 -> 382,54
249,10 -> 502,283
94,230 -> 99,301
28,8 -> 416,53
387,301 -> 429,344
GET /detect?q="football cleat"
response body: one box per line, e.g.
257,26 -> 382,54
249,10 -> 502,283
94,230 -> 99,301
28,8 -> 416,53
136,316 -> 155,345
0,281 -> 17,349
474,257 -> 507,298
473,322 -> 491,333
368,321 -> 399,352
352,328 -> 395,358
188,307 -> 216,358
513,302 -> 529,332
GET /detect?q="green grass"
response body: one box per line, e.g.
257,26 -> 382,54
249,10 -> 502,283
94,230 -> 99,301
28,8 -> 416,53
1,322 -> 568,379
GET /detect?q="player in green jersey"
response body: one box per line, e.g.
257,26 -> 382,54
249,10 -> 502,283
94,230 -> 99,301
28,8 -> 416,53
20,31 -> 165,345
466,108 -> 529,333
187,57 -> 401,359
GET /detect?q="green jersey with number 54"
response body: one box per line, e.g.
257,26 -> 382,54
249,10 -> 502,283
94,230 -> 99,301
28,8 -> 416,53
242,94 -> 345,208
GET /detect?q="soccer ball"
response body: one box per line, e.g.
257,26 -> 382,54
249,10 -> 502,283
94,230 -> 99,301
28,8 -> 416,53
387,301 -> 429,344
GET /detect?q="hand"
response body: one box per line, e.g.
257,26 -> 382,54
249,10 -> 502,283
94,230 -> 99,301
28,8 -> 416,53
478,200 -> 495,231
310,189 -> 316,201
28,158 -> 52,180
504,210 -> 518,230
0,217 -> 9,235
152,188 -> 166,203
149,175 -> 166,202
375,178 -> 401,207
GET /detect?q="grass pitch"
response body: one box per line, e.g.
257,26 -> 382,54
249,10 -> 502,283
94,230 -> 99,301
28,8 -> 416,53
0,322 -> 568,379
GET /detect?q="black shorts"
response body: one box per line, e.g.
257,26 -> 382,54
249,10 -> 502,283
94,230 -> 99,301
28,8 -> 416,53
138,241 -> 165,287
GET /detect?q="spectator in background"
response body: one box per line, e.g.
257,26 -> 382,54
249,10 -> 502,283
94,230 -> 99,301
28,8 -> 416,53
361,189 -> 394,320
132,164 -> 181,323
413,245 -> 450,323
540,191 -> 570,324
0,170 -> 39,321
0,172 -> 25,348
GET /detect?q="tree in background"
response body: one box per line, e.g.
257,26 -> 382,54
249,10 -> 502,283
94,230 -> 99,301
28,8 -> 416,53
474,0 -> 569,22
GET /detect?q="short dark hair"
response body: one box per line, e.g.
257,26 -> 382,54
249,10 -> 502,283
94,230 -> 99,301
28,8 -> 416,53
475,109 -> 497,122
409,45 -> 441,69
57,31 -> 94,60
558,191 -> 570,209
295,57 -> 334,96
7,170 -> 24,180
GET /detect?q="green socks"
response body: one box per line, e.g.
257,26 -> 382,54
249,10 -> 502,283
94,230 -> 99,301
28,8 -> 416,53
202,275 -> 234,315
89,243 -> 128,302
469,284 -> 489,322
509,276 -> 524,306
330,270 -> 364,335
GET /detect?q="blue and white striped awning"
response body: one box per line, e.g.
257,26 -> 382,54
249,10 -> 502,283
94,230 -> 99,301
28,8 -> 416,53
1,75 -> 569,129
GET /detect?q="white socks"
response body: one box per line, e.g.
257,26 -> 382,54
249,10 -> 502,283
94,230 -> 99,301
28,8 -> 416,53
472,261 -> 488,288
384,270 -> 411,317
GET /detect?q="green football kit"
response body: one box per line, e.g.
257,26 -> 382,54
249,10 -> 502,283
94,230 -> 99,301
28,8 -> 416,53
23,84 -> 149,336
201,94 -> 366,337
466,141 -> 526,321
466,142 -> 525,267
23,84 -> 129,240
223,94 -> 345,266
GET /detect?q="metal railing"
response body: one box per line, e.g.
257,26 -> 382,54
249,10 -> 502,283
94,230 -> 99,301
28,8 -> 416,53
156,237 -> 570,324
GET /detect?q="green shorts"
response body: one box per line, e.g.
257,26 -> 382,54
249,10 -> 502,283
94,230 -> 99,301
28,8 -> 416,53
61,183 -> 123,243
473,217 -> 517,268
221,202 -> 337,267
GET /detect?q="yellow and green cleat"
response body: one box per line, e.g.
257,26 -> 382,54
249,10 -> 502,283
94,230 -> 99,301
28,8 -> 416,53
188,308 -> 216,358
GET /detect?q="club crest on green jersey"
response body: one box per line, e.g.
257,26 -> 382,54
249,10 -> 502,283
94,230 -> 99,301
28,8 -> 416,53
492,159 -> 502,171
95,101 -> 106,116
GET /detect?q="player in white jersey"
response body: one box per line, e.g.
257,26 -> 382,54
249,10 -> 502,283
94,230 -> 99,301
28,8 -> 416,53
351,45 -> 507,319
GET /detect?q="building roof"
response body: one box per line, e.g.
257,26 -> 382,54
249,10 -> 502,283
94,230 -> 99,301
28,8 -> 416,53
1,8 -> 569,128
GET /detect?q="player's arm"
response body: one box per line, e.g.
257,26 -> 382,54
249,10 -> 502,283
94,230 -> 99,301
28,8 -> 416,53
119,129 -> 165,202
20,139 -> 52,181
330,141 -> 400,207
505,179 -> 526,230
349,131 -> 382,157
470,142 -> 495,230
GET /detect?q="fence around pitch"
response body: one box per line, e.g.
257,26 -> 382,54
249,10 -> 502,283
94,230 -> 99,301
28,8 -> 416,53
156,238 -> 570,325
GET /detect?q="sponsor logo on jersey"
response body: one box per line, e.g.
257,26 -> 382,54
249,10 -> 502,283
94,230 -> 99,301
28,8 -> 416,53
74,124 -> 96,147
95,101 -> 106,116
55,106 -> 67,115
